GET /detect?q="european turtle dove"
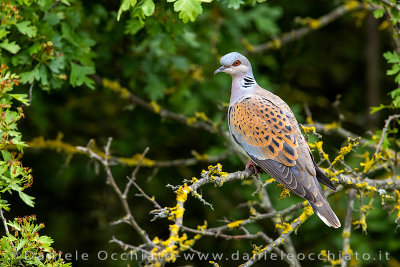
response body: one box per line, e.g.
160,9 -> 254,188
215,52 -> 340,228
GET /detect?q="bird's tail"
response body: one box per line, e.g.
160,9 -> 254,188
309,200 -> 341,228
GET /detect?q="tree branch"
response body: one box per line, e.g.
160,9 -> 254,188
77,138 -> 153,246
26,136 -> 232,168
250,3 -> 365,53
375,114 -> 400,155
0,208 -> 9,235
341,189 -> 356,267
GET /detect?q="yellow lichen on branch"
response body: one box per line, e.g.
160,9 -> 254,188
241,38 -> 255,52
394,190 -> 400,222
27,135 -> 155,167
227,220 -> 243,229
277,184 -> 291,199
192,151 -> 209,160
360,152 -> 383,173
201,163 -> 229,186
102,78 -> 130,99
176,184 -> 192,203
331,137 -> 360,166
355,182 -> 378,193
187,111 -> 211,125
308,141 -> 329,161
149,101 -> 161,113
353,198 -> 373,232
308,18 -> 321,29
195,111 -> 211,122
150,183 -> 200,265
321,168 -> 344,178
324,121 -> 339,131
197,221 -> 208,232
320,250 -> 341,265
275,221 -> 293,234
187,117 -> 197,125
292,202 -> 314,227
301,125 -> 316,135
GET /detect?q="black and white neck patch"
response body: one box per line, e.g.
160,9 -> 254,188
241,76 -> 255,89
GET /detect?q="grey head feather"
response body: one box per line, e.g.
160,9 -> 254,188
220,52 -> 251,67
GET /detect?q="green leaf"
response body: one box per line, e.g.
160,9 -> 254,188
389,88 -> 400,99
0,40 -> 21,54
15,21 -> 37,38
225,0 -> 243,9
370,104 -> 390,114
18,191 -> 35,207
9,94 -> 29,105
373,9 -> 384,19
383,51 -> 400,64
142,0 -> 155,16
181,30 -> 200,48
396,73 -> 400,84
117,0 -> 137,21
49,55 -> 65,74
70,62 -> 95,89
10,183 -> 22,191
125,18 -> 144,35
387,63 -> 400,75
11,52 -> 30,66
0,28 -> 9,39
19,67 -> 40,84
16,239 -> 27,252
171,0 -> 203,23
37,235 -> 53,245
144,75 -> 165,100
394,96 -> 400,108
39,64 -> 49,88
1,151 -> 12,161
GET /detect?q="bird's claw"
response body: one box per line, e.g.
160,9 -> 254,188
245,160 -> 259,176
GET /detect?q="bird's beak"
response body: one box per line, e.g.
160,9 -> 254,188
214,66 -> 226,75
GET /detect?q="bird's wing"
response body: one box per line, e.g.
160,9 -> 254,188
229,95 -> 299,165
229,95 -> 319,202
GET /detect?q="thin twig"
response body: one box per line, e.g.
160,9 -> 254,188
375,114 -> 400,155
255,180 -> 301,267
110,236 -> 151,256
0,208 -> 9,235
239,209 -> 313,267
28,82 -> 34,105
123,147 -> 150,197
77,138 -> 153,245
377,0 -> 400,12
133,181 -> 162,209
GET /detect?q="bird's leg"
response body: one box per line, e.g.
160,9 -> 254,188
245,160 -> 259,175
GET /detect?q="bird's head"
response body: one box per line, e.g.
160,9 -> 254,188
214,52 -> 253,77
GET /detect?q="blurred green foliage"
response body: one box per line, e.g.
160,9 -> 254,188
1,0 -> 400,266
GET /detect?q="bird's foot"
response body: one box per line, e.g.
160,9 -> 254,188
245,160 -> 259,175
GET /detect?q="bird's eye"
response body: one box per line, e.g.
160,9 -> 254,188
232,60 -> 241,66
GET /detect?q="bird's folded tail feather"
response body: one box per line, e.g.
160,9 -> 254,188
309,201 -> 341,228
